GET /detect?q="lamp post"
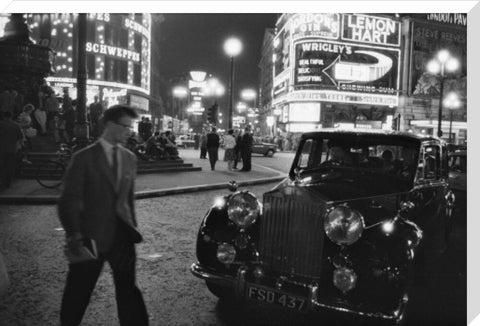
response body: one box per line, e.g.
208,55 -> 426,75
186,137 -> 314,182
443,92 -> 461,144
172,86 -> 188,121
426,49 -> 459,138
224,37 -> 242,130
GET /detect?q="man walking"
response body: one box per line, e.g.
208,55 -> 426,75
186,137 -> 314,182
206,126 -> 220,171
0,111 -> 23,189
58,105 -> 149,326
240,126 -> 253,172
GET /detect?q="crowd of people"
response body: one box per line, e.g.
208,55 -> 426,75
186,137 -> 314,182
0,87 -> 106,189
200,125 -> 254,172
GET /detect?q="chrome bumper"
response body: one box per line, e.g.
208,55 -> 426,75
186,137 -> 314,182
190,262 -> 408,322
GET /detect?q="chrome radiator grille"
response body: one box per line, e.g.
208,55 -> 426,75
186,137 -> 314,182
258,194 -> 326,279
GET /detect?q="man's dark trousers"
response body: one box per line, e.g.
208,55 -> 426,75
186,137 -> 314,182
241,149 -> 252,171
0,153 -> 16,188
207,147 -> 218,170
60,224 -> 148,326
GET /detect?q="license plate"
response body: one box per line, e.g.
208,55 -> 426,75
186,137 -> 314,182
247,285 -> 307,312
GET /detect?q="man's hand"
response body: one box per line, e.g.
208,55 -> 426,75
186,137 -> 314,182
66,233 -> 83,256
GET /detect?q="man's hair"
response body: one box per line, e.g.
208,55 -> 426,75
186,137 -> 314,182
228,129 -> 234,135
102,105 -> 138,124
211,127 -> 216,132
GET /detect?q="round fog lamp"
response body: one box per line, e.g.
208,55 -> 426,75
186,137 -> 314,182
216,243 -> 236,264
333,267 -> 357,293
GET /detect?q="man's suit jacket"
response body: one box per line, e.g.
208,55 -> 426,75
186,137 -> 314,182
58,141 -> 139,253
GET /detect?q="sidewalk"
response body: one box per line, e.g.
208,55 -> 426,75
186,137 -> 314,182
0,148 -> 287,205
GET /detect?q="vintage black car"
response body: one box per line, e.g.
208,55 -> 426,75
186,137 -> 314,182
191,130 -> 455,325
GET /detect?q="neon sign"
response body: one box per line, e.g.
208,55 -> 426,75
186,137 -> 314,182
287,90 -> 398,107
124,18 -> 150,39
291,13 -> 340,40
86,42 -> 140,62
342,14 -> 400,46
88,13 -> 110,22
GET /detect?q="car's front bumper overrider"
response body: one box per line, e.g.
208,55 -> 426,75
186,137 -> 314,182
191,262 -> 408,323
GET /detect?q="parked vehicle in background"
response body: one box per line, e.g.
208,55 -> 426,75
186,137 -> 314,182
252,136 -> 278,157
191,129 -> 455,325
176,134 -> 196,148
448,149 -> 466,210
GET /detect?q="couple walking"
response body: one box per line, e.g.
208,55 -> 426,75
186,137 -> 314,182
206,126 -> 253,172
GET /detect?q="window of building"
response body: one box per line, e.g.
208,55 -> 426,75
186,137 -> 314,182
133,63 -> 141,87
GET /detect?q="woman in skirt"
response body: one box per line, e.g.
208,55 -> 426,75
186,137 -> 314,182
223,129 -> 237,171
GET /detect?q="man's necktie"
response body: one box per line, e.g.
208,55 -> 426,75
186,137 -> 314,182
112,145 -> 118,187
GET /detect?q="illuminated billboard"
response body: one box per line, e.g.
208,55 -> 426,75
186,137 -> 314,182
294,40 -> 400,96
341,14 -> 400,47
26,13 -> 151,101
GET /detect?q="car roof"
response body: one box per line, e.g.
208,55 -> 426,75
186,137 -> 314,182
301,128 -> 442,143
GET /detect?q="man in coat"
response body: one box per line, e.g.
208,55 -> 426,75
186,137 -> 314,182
58,105 -> 148,326
206,126 -> 220,170
240,126 -> 253,172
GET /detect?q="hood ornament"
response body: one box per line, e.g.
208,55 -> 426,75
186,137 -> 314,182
228,180 -> 239,192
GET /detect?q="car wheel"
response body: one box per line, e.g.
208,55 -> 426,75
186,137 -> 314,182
206,281 -> 235,301
266,149 -> 274,157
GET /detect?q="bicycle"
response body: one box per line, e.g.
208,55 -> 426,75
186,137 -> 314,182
35,143 -> 74,188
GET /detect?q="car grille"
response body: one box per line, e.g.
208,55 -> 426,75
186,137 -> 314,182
259,193 -> 326,279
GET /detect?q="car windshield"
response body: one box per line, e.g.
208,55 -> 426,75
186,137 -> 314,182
294,135 -> 420,188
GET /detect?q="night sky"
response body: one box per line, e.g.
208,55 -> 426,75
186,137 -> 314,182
157,14 -> 279,104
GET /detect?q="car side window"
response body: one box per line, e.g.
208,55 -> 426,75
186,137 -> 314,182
298,139 -> 313,168
419,145 -> 441,180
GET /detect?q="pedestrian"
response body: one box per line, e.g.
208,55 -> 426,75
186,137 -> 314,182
57,104 -> 149,326
45,93 -> 60,131
223,129 -> 236,171
53,113 -> 69,144
233,129 -> 242,169
34,106 -> 47,135
193,133 -> 200,150
88,95 -> 104,139
63,102 -> 76,142
143,117 -> 153,141
138,117 -> 146,141
17,104 -> 36,163
0,111 -> 23,189
240,126 -> 253,172
199,130 -> 207,159
206,126 -> 220,171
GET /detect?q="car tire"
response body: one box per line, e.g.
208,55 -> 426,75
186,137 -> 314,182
206,281 -> 235,301
266,149 -> 274,157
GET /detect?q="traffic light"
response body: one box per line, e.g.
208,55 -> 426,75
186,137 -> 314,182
206,103 -> 219,125
211,103 -> 218,125
206,106 -> 213,123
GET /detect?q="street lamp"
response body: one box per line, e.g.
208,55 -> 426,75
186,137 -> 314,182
426,49 -> 460,138
172,86 -> 188,120
241,88 -> 257,110
443,92 -> 461,143
224,37 -> 242,129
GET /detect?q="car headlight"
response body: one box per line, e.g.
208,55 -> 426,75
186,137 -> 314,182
227,191 -> 261,228
324,205 -> 365,245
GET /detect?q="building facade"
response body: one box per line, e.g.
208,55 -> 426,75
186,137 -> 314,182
26,13 -> 153,123
257,28 -> 275,136
269,13 -> 467,144
400,13 -> 467,144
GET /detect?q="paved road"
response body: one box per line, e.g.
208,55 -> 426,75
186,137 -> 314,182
0,182 -> 466,326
